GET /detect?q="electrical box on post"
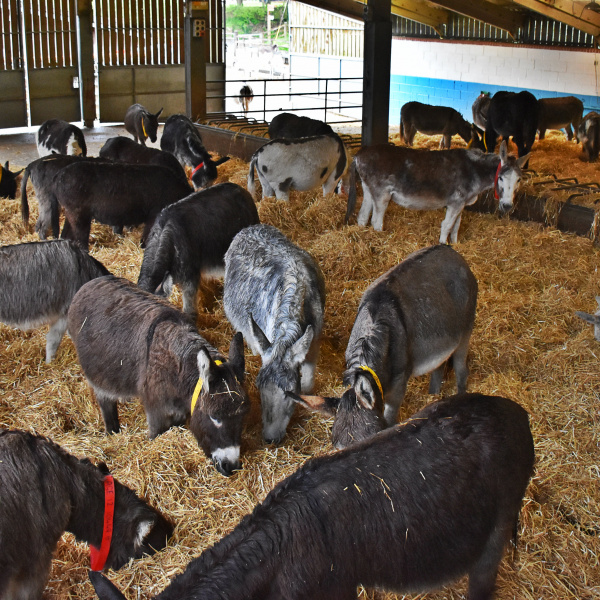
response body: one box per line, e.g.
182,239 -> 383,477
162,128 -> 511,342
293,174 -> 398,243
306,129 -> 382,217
193,19 -> 206,37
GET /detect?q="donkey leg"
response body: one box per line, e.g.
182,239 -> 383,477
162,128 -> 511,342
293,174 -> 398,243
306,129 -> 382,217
383,375 -> 408,427
257,170 -> 276,199
449,212 -> 463,244
94,390 -> 120,434
357,185 -> 375,227
181,280 -> 199,316
45,316 -> 68,363
428,363 -> 445,394
452,334 -> 471,394
440,205 -> 463,244
371,192 -> 392,232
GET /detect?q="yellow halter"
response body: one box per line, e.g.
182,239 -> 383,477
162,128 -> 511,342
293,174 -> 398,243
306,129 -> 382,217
141,117 -> 147,139
191,360 -> 223,415
359,365 -> 384,399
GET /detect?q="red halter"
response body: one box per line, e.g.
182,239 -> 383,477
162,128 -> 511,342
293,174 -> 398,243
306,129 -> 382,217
90,475 -> 116,571
494,161 -> 502,200
191,162 -> 205,177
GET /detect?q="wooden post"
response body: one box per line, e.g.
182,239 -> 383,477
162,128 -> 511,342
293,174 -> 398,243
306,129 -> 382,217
185,1 -> 208,120
77,0 -> 96,127
361,0 -> 391,146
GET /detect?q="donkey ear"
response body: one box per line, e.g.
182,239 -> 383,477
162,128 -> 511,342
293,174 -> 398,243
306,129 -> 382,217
97,461 -> 110,475
517,153 -> 530,169
287,391 -> 340,416
250,315 -> 272,353
214,156 -> 230,167
134,518 -> 154,549
354,373 -> 376,410
88,571 -> 127,600
13,168 -> 24,177
196,348 -> 211,392
155,107 -> 164,118
288,325 -> 314,367
228,331 -> 246,383
499,140 -> 508,163
3,161 -> 8,170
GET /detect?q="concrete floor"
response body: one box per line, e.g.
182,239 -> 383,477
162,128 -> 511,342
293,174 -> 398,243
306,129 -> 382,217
0,124 -> 163,169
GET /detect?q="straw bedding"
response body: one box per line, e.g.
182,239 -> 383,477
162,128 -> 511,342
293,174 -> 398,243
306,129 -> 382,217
0,131 -> 599,600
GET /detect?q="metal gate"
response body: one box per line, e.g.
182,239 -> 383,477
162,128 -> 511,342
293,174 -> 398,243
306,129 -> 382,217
0,0 -> 80,128
0,0 -> 224,129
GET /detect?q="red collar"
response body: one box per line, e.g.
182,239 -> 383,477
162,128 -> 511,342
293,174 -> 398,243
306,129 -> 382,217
494,161 -> 502,199
191,162 -> 204,177
90,475 -> 116,571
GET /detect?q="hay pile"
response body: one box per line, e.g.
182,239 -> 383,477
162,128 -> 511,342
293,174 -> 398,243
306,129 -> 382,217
0,136 -> 599,600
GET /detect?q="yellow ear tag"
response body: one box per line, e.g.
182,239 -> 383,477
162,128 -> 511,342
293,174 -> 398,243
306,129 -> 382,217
359,365 -> 384,399
141,117 -> 147,139
190,377 -> 203,415
215,360 -> 223,366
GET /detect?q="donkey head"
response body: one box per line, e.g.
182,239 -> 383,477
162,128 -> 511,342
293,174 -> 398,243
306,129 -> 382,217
251,316 -> 314,444
189,332 -> 249,476
83,461 -> 173,571
287,368 -> 386,449
190,155 -> 231,190
142,107 -> 163,143
495,140 -> 529,214
1,161 -> 24,199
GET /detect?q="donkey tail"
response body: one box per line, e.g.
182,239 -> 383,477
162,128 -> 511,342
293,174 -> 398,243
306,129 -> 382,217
344,157 -> 359,224
247,155 -> 257,198
20,165 -> 31,226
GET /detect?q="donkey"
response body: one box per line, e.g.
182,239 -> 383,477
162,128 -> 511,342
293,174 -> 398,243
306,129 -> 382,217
20,154 -> 97,239
0,240 -> 110,363
0,428 -> 173,600
485,91 -> 539,165
400,101 -> 479,149
578,112 -> 600,162
89,392 -> 535,600
291,245 -> 478,448
223,224 -> 325,444
472,91 -> 491,134
138,182 -> 260,316
575,297 -> 600,340
124,103 -> 163,146
0,161 -> 24,200
248,134 -> 350,201
99,136 -> 188,182
160,114 -> 230,189
68,276 -> 249,476
268,112 -> 335,139
238,84 -> 254,115
51,160 -> 193,250
37,119 -> 87,157
345,141 -> 528,244
537,96 -> 584,141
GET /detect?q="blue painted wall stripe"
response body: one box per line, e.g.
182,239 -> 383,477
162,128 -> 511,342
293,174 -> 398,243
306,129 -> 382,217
389,74 -> 600,124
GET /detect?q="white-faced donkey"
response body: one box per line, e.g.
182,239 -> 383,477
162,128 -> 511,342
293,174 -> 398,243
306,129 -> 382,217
0,429 -> 173,600
290,244 -> 477,448
68,276 -> 249,476
90,392 -> 535,600
223,224 -> 325,444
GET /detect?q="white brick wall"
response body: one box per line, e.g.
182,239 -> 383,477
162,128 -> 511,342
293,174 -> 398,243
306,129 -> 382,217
392,39 -> 600,97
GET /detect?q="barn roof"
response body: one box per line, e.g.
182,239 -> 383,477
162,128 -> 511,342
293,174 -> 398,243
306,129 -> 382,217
299,0 -> 600,46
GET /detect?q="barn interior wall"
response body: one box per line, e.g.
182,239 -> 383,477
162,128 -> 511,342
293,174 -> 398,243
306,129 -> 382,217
389,38 -> 600,121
